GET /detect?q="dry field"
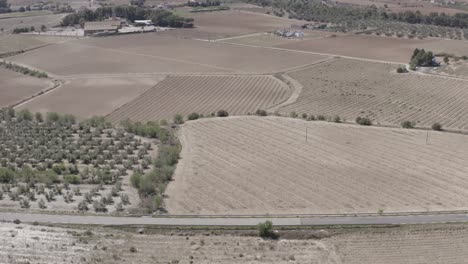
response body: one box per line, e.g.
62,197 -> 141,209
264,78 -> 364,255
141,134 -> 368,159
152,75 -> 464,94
276,34 -> 468,63
335,0 -> 468,14
16,76 -> 165,119
166,116 -> 468,215
9,34 -> 328,75
161,9 -> 304,40
0,68 -> 53,107
428,58 -> 468,79
0,34 -> 73,54
222,31 -> 341,47
4,221 -> 468,263
107,75 -> 290,123
280,58 -> 468,130
0,13 -> 66,33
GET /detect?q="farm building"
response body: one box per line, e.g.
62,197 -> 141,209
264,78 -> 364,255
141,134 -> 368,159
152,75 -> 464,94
84,20 -> 124,35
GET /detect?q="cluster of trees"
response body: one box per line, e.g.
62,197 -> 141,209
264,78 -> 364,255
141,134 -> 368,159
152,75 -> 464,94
246,0 -> 468,29
0,0 -> 10,13
409,48 -> 436,70
187,0 -> 221,7
61,6 -> 194,28
0,60 -> 48,78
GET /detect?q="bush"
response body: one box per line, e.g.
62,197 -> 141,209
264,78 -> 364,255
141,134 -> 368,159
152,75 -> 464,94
431,122 -> 443,131
401,120 -> 415,129
255,109 -> 268,116
63,174 -> 81,184
129,246 -> 137,253
173,114 -> 184,124
0,168 -> 15,183
187,112 -> 200,121
38,198 -> 46,209
333,115 -> 341,123
258,220 -> 278,239
356,117 -> 372,126
289,111 -> 298,118
396,66 -> 408,73
216,110 -> 229,117
317,115 -> 326,121
130,172 -> 142,188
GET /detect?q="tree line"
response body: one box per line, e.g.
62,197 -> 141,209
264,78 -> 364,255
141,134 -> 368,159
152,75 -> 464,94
245,0 -> 468,29
61,5 -> 194,28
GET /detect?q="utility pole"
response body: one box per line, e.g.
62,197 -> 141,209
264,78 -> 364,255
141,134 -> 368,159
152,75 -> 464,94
306,127 -> 308,142
426,131 -> 429,145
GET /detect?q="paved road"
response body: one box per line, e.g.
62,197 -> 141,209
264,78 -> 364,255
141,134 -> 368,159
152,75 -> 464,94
2,212 -> 468,226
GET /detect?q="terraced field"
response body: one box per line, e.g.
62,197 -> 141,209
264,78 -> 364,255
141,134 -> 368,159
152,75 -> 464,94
280,58 -> 468,131
166,116 -> 468,215
107,75 -> 290,123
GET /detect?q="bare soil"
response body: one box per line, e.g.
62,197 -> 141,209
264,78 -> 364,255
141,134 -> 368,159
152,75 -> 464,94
0,67 -> 53,107
16,76 -> 165,119
166,116 -> 468,215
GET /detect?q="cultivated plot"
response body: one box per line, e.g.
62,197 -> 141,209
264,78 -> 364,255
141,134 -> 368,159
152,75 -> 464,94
166,116 -> 468,215
0,68 -> 53,107
0,13 -> 66,33
9,34 -> 329,75
280,58 -> 468,130
276,34 -> 468,63
17,76 -> 164,119
0,34 -> 71,54
107,75 -> 290,123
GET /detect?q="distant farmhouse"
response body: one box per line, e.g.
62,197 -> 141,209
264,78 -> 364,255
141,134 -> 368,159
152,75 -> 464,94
84,19 -> 126,36
273,29 -> 304,38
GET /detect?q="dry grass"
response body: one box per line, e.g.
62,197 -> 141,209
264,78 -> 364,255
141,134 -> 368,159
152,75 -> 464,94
0,67 -> 53,107
0,13 -> 66,34
17,76 -> 165,119
280,58 -> 468,130
166,116 -> 468,215
107,75 -> 290,123
0,34 -> 71,54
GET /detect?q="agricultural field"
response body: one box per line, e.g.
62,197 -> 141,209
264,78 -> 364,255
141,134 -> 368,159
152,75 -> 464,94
0,67 -> 53,107
427,58 -> 468,79
9,34 -> 329,75
0,109 -> 160,214
0,34 -> 71,55
165,116 -> 468,215
17,76 -> 165,119
163,9 -> 304,40
107,75 -> 290,123
0,13 -> 66,34
222,31 -> 341,47
4,222 -> 468,264
280,58 -> 468,130
276,34 -> 468,63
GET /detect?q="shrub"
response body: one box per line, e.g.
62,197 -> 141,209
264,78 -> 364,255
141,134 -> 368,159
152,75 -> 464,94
258,220 -> 278,239
431,122 -> 443,131
0,168 -> 15,183
306,115 -> 316,121
255,109 -> 268,116
401,120 -> 415,129
187,112 -> 200,121
78,200 -> 89,211
38,198 -> 46,209
356,117 -> 372,126
130,172 -> 142,188
289,111 -> 298,118
333,115 -> 341,123
301,113 -> 308,119
173,114 -> 184,124
396,66 -> 408,73
317,115 -> 326,121
216,110 -> 229,117
63,174 -> 81,184
129,246 -> 137,253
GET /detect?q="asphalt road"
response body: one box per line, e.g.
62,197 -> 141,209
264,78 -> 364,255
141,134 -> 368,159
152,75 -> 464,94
1,212 -> 468,226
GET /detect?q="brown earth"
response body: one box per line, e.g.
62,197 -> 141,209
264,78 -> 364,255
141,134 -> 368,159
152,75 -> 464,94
9,34 -> 329,75
0,13 -> 66,33
0,34 -> 73,54
276,34 -> 468,63
16,76 -> 165,119
166,116 -> 468,215
107,75 -> 290,123
280,58 -> 468,130
0,68 -> 53,107
3,222 -> 468,264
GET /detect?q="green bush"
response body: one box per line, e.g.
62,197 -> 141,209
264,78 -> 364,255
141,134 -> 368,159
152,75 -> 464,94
431,122 -> 443,131
401,120 -> 415,129
0,168 -> 15,183
255,109 -> 268,116
63,174 -> 81,184
317,115 -> 326,121
396,66 -> 408,73
173,114 -> 184,124
216,110 -> 229,117
130,172 -> 142,188
333,115 -> 341,123
356,117 -> 372,126
187,112 -> 200,121
258,220 -> 279,239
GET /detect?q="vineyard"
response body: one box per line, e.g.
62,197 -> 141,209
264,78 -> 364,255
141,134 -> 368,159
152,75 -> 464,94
0,68 -> 53,107
166,116 -> 468,215
107,75 -> 290,123
280,58 -> 468,131
17,76 -> 165,119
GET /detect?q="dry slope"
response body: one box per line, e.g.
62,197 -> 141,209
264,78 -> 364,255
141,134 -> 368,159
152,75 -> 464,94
280,58 -> 468,131
166,116 -> 468,215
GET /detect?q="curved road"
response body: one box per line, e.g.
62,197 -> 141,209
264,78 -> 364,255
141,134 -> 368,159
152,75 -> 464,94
1,212 -> 468,226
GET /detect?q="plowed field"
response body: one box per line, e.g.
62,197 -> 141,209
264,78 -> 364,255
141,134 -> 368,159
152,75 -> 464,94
280,58 -> 468,131
107,75 -> 290,123
166,116 -> 468,215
